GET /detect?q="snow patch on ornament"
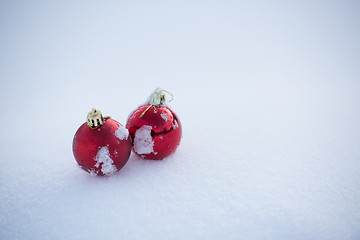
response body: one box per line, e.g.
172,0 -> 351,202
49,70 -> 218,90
172,120 -> 179,129
88,169 -> 98,176
94,146 -> 117,176
134,125 -> 154,155
161,112 -> 169,121
115,124 -> 129,140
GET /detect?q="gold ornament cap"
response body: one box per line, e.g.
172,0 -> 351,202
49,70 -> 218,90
149,88 -> 173,106
87,108 -> 105,129
140,88 -> 174,118
149,88 -> 166,106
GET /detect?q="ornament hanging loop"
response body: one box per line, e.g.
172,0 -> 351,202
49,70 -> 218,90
140,88 -> 174,118
161,90 -> 173,102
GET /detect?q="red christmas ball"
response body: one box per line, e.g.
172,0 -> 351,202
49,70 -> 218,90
73,109 -> 131,176
126,89 -> 182,160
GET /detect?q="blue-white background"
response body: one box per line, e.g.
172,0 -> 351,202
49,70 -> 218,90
1,1 -> 359,239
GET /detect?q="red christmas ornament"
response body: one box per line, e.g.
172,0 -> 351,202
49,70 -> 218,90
73,109 -> 132,176
126,89 -> 182,160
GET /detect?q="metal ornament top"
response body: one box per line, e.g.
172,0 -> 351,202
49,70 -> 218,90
87,108 -> 105,129
149,88 -> 167,105
140,88 -> 173,118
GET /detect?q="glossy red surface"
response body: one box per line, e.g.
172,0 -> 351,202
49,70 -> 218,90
126,105 -> 182,160
72,118 -> 131,176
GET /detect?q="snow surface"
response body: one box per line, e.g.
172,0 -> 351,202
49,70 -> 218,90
94,146 -> 117,176
1,1 -> 360,240
133,125 -> 155,155
114,124 -> 129,140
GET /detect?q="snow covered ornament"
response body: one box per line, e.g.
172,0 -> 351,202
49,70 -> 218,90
72,109 -> 131,176
126,88 -> 182,160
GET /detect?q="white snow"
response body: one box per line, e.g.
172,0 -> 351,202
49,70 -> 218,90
160,112 -> 169,121
94,146 -> 117,176
172,120 -> 179,129
114,124 -> 129,140
1,2 -> 360,240
133,125 -> 154,155
88,169 -> 98,176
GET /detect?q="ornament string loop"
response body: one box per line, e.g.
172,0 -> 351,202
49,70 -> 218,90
139,88 -> 173,118
161,90 -> 173,103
